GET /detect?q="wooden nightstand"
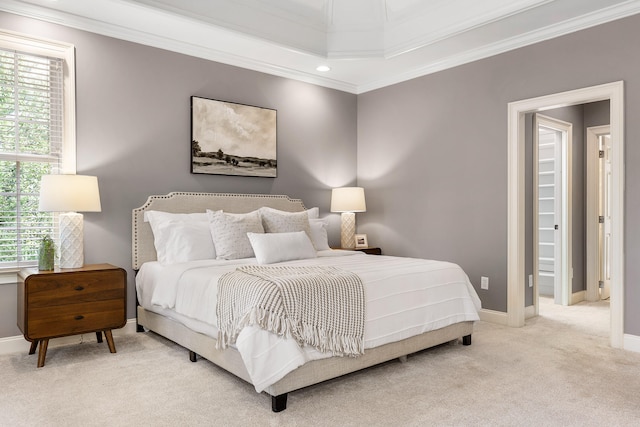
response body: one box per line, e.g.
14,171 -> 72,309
334,247 -> 382,255
17,263 -> 127,367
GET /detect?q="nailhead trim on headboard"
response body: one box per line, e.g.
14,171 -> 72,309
132,192 -> 307,270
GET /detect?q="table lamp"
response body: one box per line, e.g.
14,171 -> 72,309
38,175 -> 102,269
331,187 -> 366,249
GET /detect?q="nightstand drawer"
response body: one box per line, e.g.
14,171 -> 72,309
27,299 -> 125,339
26,270 -> 125,308
17,263 -> 127,367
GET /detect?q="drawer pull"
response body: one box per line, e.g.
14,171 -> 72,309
74,286 -> 84,291
74,315 -> 84,321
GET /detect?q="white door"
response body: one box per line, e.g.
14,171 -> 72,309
600,133 -> 612,300
536,126 -> 559,299
534,114 -> 572,307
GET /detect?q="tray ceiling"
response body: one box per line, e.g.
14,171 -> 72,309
2,0 -> 640,93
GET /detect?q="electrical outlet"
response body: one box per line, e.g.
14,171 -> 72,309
481,276 -> 489,290
529,274 -> 533,288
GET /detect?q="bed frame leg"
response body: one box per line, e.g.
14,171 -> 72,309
272,394 -> 288,412
462,335 -> 472,346
189,351 -> 198,362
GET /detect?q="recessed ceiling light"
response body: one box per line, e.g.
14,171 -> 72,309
316,65 -> 331,72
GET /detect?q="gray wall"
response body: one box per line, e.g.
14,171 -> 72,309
3,11 -> 640,339
0,12 -> 357,337
357,13 -> 640,336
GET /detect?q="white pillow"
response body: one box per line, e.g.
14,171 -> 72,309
247,231 -> 317,264
144,211 -> 215,264
144,211 -> 209,223
207,210 -> 264,260
309,218 -> 331,251
259,207 -> 314,245
306,207 -> 319,219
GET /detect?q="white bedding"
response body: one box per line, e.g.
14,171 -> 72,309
136,250 -> 481,392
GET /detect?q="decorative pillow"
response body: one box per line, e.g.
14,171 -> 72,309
144,211 -> 215,264
247,231 -> 317,264
309,218 -> 331,251
207,209 -> 264,260
258,207 -> 314,245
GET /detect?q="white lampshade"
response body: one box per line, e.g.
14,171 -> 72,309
38,175 -> 102,212
39,175 -> 101,269
331,187 -> 366,249
330,187 -> 366,213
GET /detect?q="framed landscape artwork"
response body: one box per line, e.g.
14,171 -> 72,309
191,96 -> 277,177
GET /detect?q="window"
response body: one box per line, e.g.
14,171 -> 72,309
0,30 -> 75,272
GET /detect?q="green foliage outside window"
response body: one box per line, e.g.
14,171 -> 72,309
0,50 -> 60,267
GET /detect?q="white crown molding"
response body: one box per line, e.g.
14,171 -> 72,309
0,0 -> 359,93
381,0 -> 551,59
1,0 -> 640,94
358,0 -> 640,93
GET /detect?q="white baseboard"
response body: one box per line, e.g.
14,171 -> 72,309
525,305 -> 535,319
478,308 -> 508,325
0,318 -> 138,356
4,317 -> 638,355
624,333 -> 640,353
571,290 -> 586,305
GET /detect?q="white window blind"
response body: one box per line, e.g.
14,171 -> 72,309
0,45 -> 64,269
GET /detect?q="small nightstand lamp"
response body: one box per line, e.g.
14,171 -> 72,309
38,175 -> 102,269
331,187 -> 366,249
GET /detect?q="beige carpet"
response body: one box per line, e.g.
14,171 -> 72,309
2,299 -> 639,427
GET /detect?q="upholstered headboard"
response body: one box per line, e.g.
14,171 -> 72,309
132,192 -> 306,269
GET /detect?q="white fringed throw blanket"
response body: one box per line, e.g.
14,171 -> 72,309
216,265 -> 365,356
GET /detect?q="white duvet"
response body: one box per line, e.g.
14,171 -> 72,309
136,250 -> 481,392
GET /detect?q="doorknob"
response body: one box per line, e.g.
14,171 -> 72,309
554,224 -> 559,230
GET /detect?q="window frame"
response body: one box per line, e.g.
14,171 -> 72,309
0,29 -> 76,279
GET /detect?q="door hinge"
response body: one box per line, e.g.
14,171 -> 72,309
599,216 -> 605,224
599,150 -> 605,158
599,280 -> 604,288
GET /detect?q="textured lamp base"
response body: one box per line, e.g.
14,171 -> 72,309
59,212 -> 84,269
340,212 -> 356,249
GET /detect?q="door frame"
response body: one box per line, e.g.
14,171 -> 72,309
533,114 -> 572,311
507,81 -> 624,349
586,124 -> 611,302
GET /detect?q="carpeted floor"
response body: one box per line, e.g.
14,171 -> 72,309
1,298 -> 639,426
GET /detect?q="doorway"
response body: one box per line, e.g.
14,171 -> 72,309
533,114 -> 571,311
507,81 -> 625,349
586,125 -> 612,302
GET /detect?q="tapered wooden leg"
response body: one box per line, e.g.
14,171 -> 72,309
462,335 -> 472,346
37,339 -> 49,368
29,340 -> 38,355
104,330 -> 117,353
96,331 -> 103,343
189,351 -> 197,362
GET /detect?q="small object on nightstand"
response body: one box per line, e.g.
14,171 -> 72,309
17,263 -> 126,368
37,235 -> 55,271
334,247 -> 382,255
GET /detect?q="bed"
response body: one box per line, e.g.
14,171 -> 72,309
133,192 -> 481,412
